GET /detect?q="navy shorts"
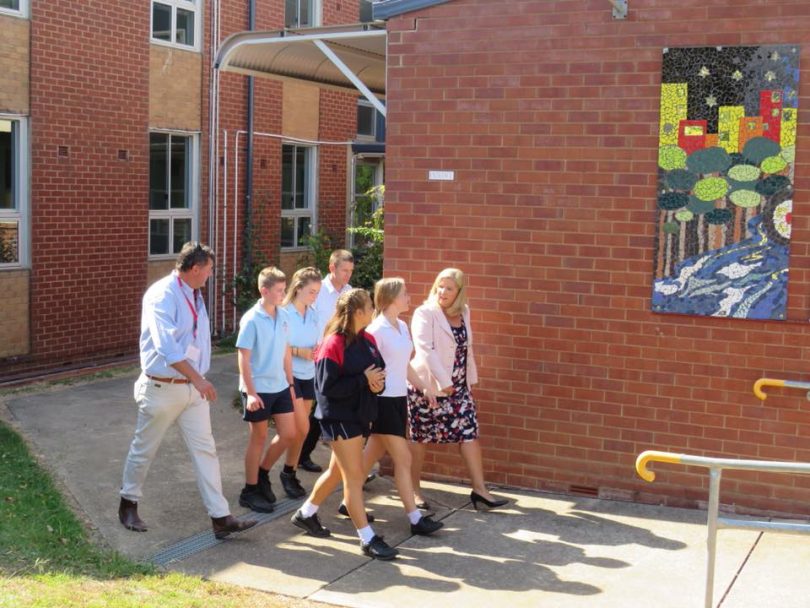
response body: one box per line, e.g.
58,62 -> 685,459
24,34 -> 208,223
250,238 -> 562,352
371,396 -> 407,437
319,418 -> 369,441
293,377 -> 315,401
241,388 -> 294,422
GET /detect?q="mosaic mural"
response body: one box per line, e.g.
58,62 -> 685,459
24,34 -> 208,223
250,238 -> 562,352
651,45 -> 800,320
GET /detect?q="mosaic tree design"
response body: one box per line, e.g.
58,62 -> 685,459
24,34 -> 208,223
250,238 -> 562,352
652,45 -> 800,320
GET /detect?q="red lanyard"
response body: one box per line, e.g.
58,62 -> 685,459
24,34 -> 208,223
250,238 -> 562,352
177,277 -> 198,338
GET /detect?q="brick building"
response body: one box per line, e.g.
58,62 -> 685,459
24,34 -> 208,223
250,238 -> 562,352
0,0 -> 380,378
374,0 -> 810,516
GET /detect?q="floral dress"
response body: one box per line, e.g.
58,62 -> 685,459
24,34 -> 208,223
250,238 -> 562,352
407,321 -> 479,443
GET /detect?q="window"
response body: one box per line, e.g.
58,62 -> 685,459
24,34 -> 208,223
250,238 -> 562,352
281,144 -> 316,249
0,0 -> 27,17
356,99 -> 385,142
285,0 -> 319,28
0,117 -> 29,267
348,157 -> 383,248
359,0 -> 374,22
149,132 -> 198,257
151,0 -> 199,50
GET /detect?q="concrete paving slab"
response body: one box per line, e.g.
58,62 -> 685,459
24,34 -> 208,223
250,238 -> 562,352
720,530 -> 810,608
311,489 -> 759,608
3,354 -> 332,561
173,476 -> 438,597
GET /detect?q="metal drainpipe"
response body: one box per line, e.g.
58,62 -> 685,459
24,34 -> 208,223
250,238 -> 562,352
244,0 -> 256,276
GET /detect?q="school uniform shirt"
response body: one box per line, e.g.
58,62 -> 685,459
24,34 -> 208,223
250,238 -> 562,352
236,301 -> 290,394
314,330 -> 385,425
366,315 -> 413,398
284,302 -> 320,380
313,275 -> 352,340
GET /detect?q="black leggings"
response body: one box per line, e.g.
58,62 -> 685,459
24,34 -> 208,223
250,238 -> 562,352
298,403 -> 321,463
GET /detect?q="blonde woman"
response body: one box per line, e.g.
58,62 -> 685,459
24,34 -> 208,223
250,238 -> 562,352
277,267 -> 323,499
408,268 -> 507,510
365,278 -> 443,535
291,289 -> 398,560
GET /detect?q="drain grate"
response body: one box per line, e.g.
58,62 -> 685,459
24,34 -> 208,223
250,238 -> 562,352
150,497 -> 303,567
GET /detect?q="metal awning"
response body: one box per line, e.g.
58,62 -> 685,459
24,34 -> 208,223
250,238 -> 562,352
215,24 -> 387,116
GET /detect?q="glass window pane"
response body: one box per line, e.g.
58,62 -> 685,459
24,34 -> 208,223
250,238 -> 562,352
360,0 -> 373,22
149,133 -> 168,210
152,2 -> 172,42
0,0 -> 20,10
150,219 -> 170,255
281,145 -> 294,210
170,135 -> 188,209
285,0 -> 298,27
176,8 -> 195,46
297,216 -> 311,247
300,0 -> 311,26
357,104 -> 375,136
0,120 -> 14,210
173,218 -> 192,254
295,147 -> 307,209
0,220 -> 19,264
281,217 -> 295,248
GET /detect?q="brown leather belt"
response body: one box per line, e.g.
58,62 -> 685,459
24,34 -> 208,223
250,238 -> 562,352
146,374 -> 190,384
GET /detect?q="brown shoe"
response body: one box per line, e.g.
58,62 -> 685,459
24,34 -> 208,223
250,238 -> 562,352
118,497 -> 147,532
211,514 -> 257,539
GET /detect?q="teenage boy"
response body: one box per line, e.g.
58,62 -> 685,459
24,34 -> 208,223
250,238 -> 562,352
236,267 -> 304,512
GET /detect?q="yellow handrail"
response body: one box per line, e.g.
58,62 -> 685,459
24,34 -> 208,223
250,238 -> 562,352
753,378 -> 785,401
635,450 -> 684,482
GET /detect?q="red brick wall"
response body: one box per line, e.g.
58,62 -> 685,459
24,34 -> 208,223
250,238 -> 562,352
318,89 -> 357,244
25,0 -> 150,367
385,0 -> 810,516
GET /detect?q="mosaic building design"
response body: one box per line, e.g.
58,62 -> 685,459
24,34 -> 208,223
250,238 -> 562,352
652,45 -> 800,320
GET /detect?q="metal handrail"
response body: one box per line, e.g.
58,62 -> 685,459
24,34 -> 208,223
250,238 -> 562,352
636,450 -> 810,608
752,377 -> 810,401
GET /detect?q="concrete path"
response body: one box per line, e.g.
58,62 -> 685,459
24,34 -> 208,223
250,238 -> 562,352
3,354 -> 810,607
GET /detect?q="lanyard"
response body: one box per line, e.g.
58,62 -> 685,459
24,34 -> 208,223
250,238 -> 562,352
177,277 -> 198,339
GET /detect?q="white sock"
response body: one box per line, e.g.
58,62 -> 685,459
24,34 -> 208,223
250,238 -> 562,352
300,500 -> 319,518
407,509 -> 422,525
357,525 -> 375,544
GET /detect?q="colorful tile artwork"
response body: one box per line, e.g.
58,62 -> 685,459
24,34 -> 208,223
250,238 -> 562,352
651,45 -> 800,320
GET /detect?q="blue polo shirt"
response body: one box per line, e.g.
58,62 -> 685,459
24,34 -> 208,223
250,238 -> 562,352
283,302 -> 320,380
236,301 -> 290,393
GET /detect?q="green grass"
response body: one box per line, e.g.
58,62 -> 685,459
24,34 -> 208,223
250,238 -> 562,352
0,422 -> 323,608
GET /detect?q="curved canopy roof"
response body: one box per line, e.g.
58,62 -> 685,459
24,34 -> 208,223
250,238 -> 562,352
215,24 -> 387,113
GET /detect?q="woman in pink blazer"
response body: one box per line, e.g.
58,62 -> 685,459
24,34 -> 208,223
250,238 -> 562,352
407,268 -> 507,511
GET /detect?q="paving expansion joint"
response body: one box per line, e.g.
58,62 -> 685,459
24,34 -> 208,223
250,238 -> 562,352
149,496 -> 304,567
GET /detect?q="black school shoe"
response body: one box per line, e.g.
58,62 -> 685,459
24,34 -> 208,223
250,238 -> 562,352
239,487 -> 275,513
257,471 -> 277,504
337,502 -> 375,523
361,535 -> 399,560
291,509 -> 331,537
299,458 -> 323,473
410,515 -> 443,535
280,470 -> 307,499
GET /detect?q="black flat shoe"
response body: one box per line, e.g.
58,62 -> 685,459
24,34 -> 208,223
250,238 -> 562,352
299,458 -> 323,473
415,499 -> 431,510
361,535 -> 398,560
410,515 -> 443,535
291,510 -> 331,537
280,470 -> 307,499
338,502 -> 375,523
470,491 -> 508,511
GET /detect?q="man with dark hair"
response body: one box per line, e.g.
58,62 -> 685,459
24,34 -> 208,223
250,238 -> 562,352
118,241 -> 256,539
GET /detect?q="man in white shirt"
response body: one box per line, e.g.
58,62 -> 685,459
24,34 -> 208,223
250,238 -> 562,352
299,249 -> 354,472
119,242 -> 256,540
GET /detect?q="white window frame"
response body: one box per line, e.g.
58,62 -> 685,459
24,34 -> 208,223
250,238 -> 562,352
0,115 -> 29,269
0,0 -> 28,19
281,143 -> 318,251
150,0 -> 201,52
285,0 -> 322,28
148,130 -> 200,260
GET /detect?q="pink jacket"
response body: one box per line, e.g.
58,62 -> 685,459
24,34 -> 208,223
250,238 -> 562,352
410,303 -> 478,392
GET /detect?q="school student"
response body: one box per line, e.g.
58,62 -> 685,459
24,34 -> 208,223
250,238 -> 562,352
235,267 -> 301,512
